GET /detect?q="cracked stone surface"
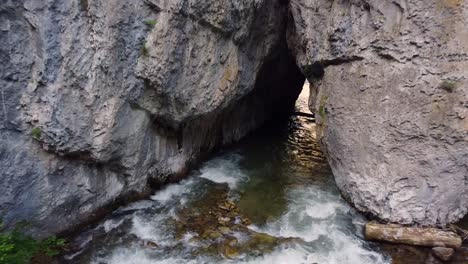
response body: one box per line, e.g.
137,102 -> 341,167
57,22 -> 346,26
0,0 -> 302,236
1,0 -> 467,237
288,0 -> 468,226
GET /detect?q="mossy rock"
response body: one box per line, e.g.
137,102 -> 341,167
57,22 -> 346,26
144,19 -> 157,27
31,127 -> 42,140
438,80 -> 457,92
220,244 -> 239,259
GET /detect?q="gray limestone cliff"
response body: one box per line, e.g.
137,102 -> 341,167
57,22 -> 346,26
1,0 -> 467,236
0,0 -> 303,237
288,0 -> 468,226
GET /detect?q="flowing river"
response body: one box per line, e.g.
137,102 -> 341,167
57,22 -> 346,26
65,86 -> 391,264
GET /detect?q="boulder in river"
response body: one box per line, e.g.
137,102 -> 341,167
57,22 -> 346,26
288,0 -> 468,226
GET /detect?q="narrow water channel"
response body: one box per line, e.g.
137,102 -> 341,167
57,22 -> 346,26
65,86 -> 390,264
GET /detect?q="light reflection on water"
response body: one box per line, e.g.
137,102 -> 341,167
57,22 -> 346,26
65,85 -> 389,264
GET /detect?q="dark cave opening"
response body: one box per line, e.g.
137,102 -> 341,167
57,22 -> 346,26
248,36 -> 306,125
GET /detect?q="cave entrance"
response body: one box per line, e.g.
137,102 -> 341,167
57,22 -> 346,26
230,74 -> 328,227
248,38 -> 309,125
294,80 -> 315,119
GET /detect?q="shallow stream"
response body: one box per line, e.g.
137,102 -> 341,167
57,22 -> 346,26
65,87 -> 391,264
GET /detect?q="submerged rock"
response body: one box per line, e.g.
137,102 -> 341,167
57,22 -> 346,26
170,182 -> 298,260
218,226 -> 231,234
141,240 -> 159,249
221,243 -> 239,259
432,247 -> 455,262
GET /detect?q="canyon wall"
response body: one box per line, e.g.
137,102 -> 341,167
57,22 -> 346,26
288,0 -> 468,225
1,0 -> 467,236
0,0 -> 303,236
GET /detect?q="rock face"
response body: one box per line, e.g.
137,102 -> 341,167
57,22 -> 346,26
2,0 -> 467,236
0,0 -> 303,236
288,0 -> 468,225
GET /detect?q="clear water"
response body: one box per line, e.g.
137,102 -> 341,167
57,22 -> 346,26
66,86 -> 390,264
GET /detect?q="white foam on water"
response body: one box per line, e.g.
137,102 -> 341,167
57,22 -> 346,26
90,248 -> 203,264
250,186 -> 389,264
91,249 -> 153,264
304,200 -> 344,219
91,245 -> 221,264
236,244 -> 314,264
198,154 -> 247,189
239,242 -> 387,264
64,234 -> 93,260
120,200 -> 155,212
76,148 -> 390,263
250,187 -> 347,240
103,218 -> 126,233
310,232 -> 387,264
129,214 -> 174,247
150,178 -> 195,203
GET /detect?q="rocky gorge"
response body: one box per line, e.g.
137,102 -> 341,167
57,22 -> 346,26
1,0 -> 467,250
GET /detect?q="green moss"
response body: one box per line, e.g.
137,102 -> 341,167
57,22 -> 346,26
318,105 -> 326,119
318,96 -> 329,120
141,41 -> 149,57
0,220 -> 66,264
438,80 -> 457,92
144,19 -> 157,27
79,0 -> 88,11
31,127 -> 42,140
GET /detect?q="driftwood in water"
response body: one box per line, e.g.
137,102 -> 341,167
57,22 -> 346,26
365,222 -> 462,248
449,224 -> 468,242
292,112 -> 315,118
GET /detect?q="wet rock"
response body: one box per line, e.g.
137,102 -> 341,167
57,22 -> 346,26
218,227 -> 231,234
169,183 -> 296,259
218,201 -> 236,211
206,230 -> 223,240
220,243 -> 239,259
141,240 -> 159,249
241,217 -> 253,226
249,233 -> 278,245
217,216 -> 231,226
225,236 -> 239,247
201,229 -> 223,239
432,247 -> 455,262
378,242 -> 468,264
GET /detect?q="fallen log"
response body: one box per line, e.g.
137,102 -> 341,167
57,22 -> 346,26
365,222 -> 462,248
449,224 -> 468,242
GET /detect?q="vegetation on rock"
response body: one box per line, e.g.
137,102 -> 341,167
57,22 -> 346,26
0,220 -> 65,264
318,96 -> 328,120
31,128 -> 42,140
141,41 -> 149,57
144,19 -> 157,27
79,0 -> 88,11
438,80 -> 457,92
